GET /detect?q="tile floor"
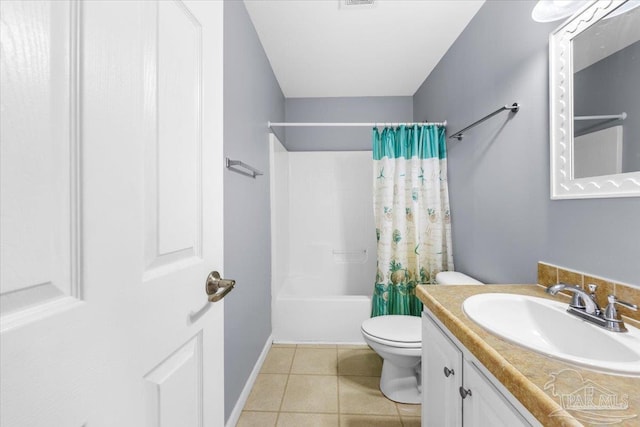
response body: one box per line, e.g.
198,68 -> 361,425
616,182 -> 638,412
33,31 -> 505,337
237,344 -> 421,427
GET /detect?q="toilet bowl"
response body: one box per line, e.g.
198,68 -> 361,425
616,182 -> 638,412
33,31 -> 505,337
361,271 -> 483,404
361,315 -> 422,403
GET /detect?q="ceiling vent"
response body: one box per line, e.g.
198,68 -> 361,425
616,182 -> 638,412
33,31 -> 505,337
340,0 -> 376,9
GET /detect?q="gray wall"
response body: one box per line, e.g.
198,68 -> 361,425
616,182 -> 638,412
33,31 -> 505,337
284,97 -> 413,151
574,41 -> 640,173
414,0 -> 640,286
223,1 -> 285,421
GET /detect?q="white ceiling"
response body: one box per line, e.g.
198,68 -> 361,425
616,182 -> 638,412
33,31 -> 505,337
244,0 -> 485,98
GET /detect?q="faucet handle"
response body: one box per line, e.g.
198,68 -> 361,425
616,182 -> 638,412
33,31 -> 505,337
587,283 -> 599,309
604,294 -> 638,321
611,295 -> 638,311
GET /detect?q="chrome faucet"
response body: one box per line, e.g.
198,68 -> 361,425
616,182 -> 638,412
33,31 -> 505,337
546,283 -> 600,315
546,283 -> 638,332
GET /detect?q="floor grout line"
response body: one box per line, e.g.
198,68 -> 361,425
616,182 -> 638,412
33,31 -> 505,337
336,346 -> 341,427
273,345 -> 295,425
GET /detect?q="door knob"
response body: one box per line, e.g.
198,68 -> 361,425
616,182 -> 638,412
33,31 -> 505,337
205,271 -> 235,302
443,366 -> 455,377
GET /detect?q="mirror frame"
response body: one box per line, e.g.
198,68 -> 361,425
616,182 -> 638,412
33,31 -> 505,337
549,0 -> 640,199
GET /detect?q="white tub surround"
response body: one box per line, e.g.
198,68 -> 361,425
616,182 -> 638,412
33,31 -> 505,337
270,136 -> 376,343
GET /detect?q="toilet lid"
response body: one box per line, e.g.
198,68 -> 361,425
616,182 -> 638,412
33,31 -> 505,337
361,315 -> 421,344
435,271 -> 483,285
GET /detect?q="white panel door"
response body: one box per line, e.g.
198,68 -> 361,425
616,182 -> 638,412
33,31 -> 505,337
0,1 -> 225,426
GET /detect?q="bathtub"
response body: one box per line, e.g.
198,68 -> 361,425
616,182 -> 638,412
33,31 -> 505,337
273,277 -> 372,344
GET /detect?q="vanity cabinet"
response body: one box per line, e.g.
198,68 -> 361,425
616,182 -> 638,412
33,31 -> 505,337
422,311 -> 535,426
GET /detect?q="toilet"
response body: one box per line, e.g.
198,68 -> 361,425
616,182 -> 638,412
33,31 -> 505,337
361,271 -> 483,404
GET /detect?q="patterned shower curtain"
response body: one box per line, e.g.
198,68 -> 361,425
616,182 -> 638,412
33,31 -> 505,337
371,124 -> 454,317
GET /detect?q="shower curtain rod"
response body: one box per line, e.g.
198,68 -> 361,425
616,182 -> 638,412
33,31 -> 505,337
574,112 -> 627,121
268,121 -> 447,128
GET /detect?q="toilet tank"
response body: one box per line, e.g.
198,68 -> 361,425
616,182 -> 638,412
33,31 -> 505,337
435,271 -> 483,285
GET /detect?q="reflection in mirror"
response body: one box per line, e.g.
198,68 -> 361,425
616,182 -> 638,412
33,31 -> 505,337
572,4 -> 640,179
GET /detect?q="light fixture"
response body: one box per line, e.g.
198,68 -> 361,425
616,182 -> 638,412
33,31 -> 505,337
531,0 -> 588,22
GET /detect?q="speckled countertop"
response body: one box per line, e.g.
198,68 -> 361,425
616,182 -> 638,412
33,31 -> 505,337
416,284 -> 640,427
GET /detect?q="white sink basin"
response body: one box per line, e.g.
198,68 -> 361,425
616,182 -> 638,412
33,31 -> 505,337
462,293 -> 640,376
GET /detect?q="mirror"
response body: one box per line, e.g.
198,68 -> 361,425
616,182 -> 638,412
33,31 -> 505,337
550,0 -> 640,199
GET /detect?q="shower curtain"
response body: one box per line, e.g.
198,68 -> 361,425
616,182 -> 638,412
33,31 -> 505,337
371,125 -> 454,317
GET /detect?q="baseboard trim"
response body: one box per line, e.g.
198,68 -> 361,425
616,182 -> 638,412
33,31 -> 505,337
225,333 -> 273,427
272,340 -> 367,346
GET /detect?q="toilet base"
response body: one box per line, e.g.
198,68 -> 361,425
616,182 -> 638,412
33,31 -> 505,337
379,359 -> 422,404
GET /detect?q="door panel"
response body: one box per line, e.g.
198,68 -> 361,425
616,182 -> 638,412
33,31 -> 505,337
0,0 -> 81,324
144,333 -> 203,427
0,1 -> 224,425
157,0 -> 200,258
144,0 -> 203,279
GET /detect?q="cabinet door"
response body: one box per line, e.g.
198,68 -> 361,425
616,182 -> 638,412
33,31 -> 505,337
423,313 -> 463,427
461,360 -> 530,427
